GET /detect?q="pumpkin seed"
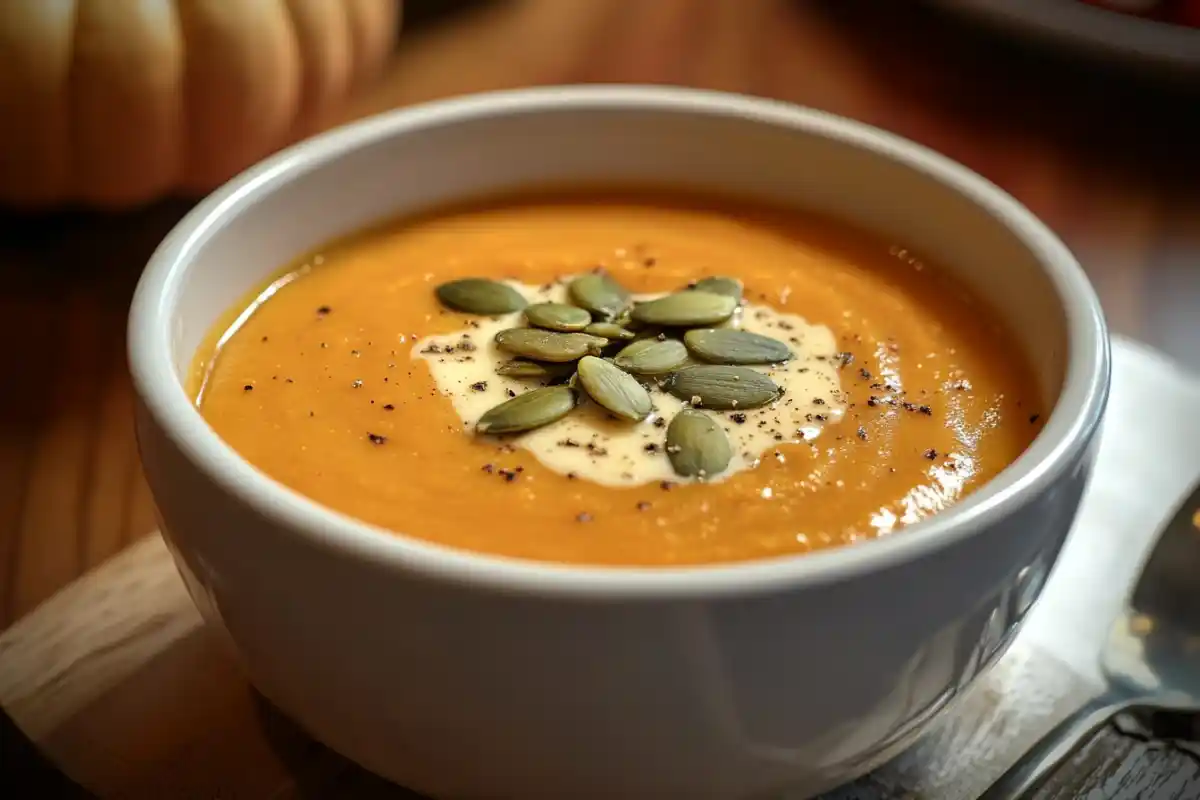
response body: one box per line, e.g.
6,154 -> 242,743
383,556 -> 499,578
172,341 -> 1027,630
576,356 -> 652,422
435,278 -> 527,315
496,359 -> 576,379
494,329 -> 607,362
689,276 -> 743,301
631,292 -> 737,327
666,365 -> 781,409
612,338 -> 689,376
568,273 -> 631,320
476,386 -> 577,434
584,322 -> 636,341
666,410 -> 732,478
684,328 -> 793,365
524,302 -> 592,332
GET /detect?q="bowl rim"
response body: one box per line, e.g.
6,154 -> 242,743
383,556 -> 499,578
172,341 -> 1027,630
128,85 -> 1110,601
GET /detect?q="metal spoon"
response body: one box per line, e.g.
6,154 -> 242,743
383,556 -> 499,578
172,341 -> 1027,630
981,479 -> 1200,798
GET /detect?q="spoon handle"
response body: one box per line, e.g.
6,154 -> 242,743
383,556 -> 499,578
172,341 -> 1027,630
979,691 -> 1138,799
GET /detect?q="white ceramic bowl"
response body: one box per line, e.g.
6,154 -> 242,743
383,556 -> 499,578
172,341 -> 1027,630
129,86 -> 1110,800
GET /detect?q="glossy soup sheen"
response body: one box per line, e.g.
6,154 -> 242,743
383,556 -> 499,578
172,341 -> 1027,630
193,192 -> 1045,567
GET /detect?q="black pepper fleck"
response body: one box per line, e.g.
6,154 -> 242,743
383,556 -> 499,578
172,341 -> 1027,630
383,404 -> 395,411
316,305 -> 331,316
470,381 -> 488,392
730,412 -> 747,424
1029,414 -> 1040,424
243,384 -> 253,392
636,501 -> 651,511
923,448 -> 937,460
857,426 -> 868,441
367,432 -> 387,445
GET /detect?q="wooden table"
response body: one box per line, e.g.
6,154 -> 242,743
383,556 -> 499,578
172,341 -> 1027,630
1,0 -> 1197,796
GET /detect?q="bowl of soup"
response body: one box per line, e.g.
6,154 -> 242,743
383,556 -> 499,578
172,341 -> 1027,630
129,86 -> 1109,799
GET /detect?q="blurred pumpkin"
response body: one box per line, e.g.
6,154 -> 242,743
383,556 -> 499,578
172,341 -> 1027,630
0,0 -> 401,209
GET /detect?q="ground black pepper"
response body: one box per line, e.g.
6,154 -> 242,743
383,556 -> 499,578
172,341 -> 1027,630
316,305 -> 331,316
470,381 -> 488,392
367,432 -> 387,445
1029,414 -> 1040,424
857,426 -> 868,441
923,448 -> 937,460
243,384 -> 253,392
636,501 -> 651,511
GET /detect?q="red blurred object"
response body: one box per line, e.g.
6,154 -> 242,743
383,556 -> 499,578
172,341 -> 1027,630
1178,0 -> 1200,26
1080,0 -> 1200,27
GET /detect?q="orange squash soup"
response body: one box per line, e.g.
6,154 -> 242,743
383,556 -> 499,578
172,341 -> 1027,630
193,192 -> 1044,566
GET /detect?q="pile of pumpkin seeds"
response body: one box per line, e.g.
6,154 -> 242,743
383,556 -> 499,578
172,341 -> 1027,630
433,273 -> 796,479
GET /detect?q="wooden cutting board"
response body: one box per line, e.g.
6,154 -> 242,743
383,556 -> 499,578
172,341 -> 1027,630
3,338 -> 1200,799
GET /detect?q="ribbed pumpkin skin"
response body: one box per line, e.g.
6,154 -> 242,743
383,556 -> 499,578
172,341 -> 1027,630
0,0 -> 400,209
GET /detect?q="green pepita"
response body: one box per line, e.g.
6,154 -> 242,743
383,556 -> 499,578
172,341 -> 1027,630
524,302 -> 592,332
684,328 -> 793,365
666,365 -> 781,410
435,278 -> 527,315
495,359 -> 577,380
631,292 -> 737,327
689,276 -> 743,301
583,322 -> 636,341
612,338 -> 690,376
494,329 -> 607,362
476,386 -> 577,434
568,273 -> 632,321
576,356 -> 652,422
666,410 -> 732,478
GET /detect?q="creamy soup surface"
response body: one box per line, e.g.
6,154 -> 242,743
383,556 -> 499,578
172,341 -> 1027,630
194,192 -> 1044,566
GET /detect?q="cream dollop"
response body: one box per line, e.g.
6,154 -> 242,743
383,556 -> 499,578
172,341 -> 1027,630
414,279 -> 845,487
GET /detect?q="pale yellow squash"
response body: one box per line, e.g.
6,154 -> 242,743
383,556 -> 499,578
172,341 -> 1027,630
0,0 -> 400,208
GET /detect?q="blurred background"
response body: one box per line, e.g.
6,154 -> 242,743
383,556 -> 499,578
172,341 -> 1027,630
0,0 -> 1197,794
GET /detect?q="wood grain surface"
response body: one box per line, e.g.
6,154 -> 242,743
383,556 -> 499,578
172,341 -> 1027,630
0,0 -> 1198,796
